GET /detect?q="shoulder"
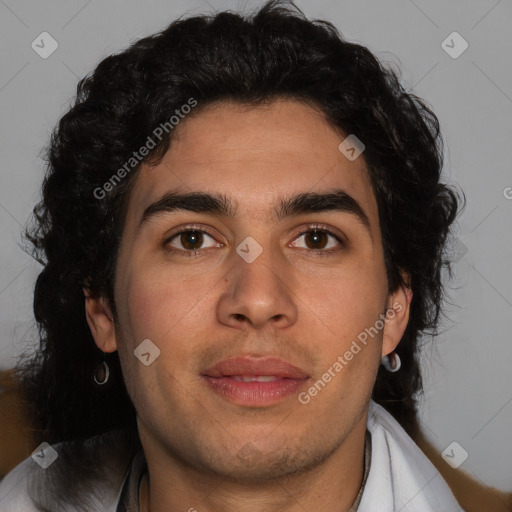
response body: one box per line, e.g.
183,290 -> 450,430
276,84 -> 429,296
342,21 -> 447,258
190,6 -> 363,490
367,399 -> 437,464
0,455 -> 41,511
0,431 -> 137,512
362,400 -> 465,512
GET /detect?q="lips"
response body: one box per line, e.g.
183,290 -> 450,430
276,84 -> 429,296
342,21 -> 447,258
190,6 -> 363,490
203,355 -> 310,379
201,355 -> 310,406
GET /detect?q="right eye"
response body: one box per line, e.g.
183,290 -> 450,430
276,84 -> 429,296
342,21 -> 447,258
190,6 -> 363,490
164,228 -> 222,256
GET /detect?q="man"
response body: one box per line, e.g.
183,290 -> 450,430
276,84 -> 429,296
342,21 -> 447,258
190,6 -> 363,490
0,1 -> 465,510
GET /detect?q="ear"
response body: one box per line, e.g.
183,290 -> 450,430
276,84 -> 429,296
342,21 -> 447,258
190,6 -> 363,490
381,272 -> 413,356
83,287 -> 118,353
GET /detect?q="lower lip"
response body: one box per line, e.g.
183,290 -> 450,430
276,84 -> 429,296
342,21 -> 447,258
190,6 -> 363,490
202,376 -> 308,406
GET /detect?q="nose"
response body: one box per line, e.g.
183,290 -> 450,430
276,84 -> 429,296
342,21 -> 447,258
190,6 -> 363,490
216,249 -> 298,331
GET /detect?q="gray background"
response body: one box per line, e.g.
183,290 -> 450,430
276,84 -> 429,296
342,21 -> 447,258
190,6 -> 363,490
0,0 -> 511,492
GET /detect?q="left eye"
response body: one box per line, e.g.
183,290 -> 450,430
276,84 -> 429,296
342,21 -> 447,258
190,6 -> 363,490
290,229 -> 342,251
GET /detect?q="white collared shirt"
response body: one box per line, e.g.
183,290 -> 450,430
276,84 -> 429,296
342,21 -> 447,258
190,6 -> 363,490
0,399 -> 465,511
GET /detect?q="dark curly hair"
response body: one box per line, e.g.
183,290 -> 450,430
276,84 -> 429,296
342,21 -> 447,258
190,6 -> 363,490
18,0 -> 463,449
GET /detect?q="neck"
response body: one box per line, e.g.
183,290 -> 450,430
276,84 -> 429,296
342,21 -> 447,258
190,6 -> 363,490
140,473 -> 150,512
138,413 -> 368,512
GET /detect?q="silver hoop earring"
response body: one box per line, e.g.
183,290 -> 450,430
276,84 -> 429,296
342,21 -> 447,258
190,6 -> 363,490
381,351 -> 401,373
93,360 -> 110,385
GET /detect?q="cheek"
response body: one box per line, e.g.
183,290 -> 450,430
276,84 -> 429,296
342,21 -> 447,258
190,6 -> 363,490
297,259 -> 387,347
122,266 -> 216,347
132,283 -> 166,326
115,274 -> 188,414
124,278 -> 178,343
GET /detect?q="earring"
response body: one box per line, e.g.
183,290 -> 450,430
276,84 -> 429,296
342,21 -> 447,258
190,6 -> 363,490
93,359 -> 110,385
381,351 -> 401,373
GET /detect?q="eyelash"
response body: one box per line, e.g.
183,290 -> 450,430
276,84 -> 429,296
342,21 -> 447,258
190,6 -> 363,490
163,224 -> 345,258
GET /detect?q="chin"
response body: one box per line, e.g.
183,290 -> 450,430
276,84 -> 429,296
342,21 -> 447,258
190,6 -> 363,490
196,440 -> 334,484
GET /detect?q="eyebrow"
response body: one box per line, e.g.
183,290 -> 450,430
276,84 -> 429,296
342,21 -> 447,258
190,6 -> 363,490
139,189 -> 371,231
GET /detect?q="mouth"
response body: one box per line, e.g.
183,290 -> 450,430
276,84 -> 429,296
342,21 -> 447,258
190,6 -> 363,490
230,375 -> 287,382
201,356 -> 310,407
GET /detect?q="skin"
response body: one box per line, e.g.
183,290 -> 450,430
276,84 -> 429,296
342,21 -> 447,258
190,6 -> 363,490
85,99 -> 412,512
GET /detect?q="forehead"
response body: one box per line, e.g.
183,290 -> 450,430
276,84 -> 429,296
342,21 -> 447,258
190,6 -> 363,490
125,99 -> 378,230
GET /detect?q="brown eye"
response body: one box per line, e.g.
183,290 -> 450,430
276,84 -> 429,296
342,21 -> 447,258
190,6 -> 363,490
290,228 -> 342,253
166,229 -> 219,253
180,230 -> 203,250
304,230 -> 329,249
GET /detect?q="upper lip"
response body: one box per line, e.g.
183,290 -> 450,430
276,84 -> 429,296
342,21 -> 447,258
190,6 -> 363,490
203,355 -> 310,379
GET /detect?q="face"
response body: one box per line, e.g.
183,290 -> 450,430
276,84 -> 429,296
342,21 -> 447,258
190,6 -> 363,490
86,99 -> 411,482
